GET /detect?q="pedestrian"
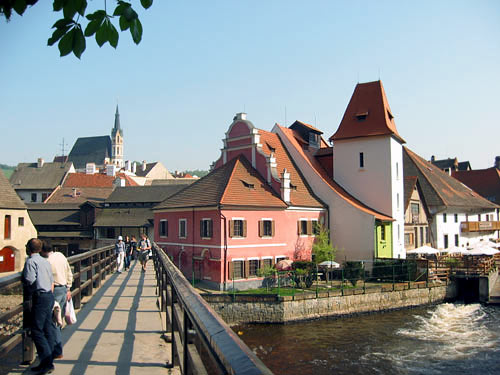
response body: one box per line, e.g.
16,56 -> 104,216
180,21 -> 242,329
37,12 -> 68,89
130,235 -> 138,260
124,235 -> 131,271
41,241 -> 73,360
138,234 -> 151,272
22,238 -> 56,375
115,236 -> 126,273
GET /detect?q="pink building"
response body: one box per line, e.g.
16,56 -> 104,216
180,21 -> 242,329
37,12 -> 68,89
154,113 -> 326,290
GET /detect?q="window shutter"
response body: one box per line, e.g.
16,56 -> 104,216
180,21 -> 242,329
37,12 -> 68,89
228,261 -> 233,280
307,220 -> 313,235
166,221 -> 168,237
297,220 -> 301,235
243,220 -> 247,237
229,220 -> 234,238
200,220 -> 203,238
244,260 -> 250,278
259,221 -> 263,237
208,219 -> 212,238
271,221 -> 275,237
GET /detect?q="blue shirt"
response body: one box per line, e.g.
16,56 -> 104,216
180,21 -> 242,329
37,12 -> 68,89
22,253 -> 54,293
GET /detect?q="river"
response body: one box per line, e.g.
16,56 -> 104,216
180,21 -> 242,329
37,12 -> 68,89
233,303 -> 500,375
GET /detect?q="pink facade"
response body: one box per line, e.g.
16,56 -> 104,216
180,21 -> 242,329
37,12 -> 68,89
154,208 -> 323,290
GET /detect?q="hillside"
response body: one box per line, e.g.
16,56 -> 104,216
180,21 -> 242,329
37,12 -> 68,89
0,164 -> 15,179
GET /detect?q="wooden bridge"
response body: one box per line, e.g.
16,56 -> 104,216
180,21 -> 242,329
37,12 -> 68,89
0,245 -> 273,375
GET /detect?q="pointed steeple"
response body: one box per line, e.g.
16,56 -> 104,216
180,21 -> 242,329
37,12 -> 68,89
112,105 -> 122,137
330,80 -> 405,144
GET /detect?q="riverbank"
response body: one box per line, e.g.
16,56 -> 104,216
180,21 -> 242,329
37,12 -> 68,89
202,281 -> 458,325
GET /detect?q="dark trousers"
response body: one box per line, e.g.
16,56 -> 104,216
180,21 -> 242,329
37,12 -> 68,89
124,254 -> 131,269
52,286 -> 67,357
31,292 -> 56,366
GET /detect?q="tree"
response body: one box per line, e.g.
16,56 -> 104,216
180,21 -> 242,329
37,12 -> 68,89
311,224 -> 336,265
0,0 -> 154,59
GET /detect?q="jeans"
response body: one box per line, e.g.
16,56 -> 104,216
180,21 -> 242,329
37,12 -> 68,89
31,291 -> 56,366
52,286 -> 67,357
124,254 -> 131,269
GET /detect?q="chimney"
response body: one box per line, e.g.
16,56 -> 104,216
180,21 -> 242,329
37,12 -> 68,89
234,112 -> 247,121
37,158 -> 44,168
142,160 -> 147,172
106,164 -> 117,177
132,162 -> 137,174
86,163 -> 96,175
431,155 -> 435,162
125,160 -> 131,172
495,156 -> 500,169
72,188 -> 78,198
113,177 -> 126,188
267,152 -> 277,184
280,168 -> 291,203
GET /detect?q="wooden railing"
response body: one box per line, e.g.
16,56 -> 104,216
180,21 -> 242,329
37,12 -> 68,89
460,221 -> 500,232
152,243 -> 273,375
0,245 -> 116,363
431,255 -> 497,277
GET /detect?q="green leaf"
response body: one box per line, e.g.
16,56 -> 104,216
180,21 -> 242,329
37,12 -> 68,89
84,19 -> 101,37
52,18 -> 74,29
13,0 -> 27,16
58,28 -> 75,57
86,10 -> 106,21
72,25 -> 86,58
53,0 -> 64,12
123,6 -> 138,22
113,3 -> 130,16
48,27 -> 67,46
129,18 -> 142,44
75,0 -> 87,16
95,20 -> 109,47
119,16 -> 130,31
140,0 -> 153,9
107,21 -> 119,48
63,0 -> 78,20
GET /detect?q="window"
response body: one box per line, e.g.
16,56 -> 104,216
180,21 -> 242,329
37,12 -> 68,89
4,215 -> 11,239
18,217 -> 24,227
420,227 -> 424,245
31,193 -> 37,202
359,152 -> 364,168
425,228 -> 429,244
231,260 -> 244,279
381,225 -> 386,241
312,220 -> 320,235
159,220 -> 168,237
444,234 -> 449,249
397,193 -> 400,210
455,234 -> 459,247
454,214 -> 458,223
262,258 -> 272,269
411,203 -> 419,217
309,132 -> 319,147
230,219 -> 246,238
298,219 -> 311,235
200,219 -> 212,238
443,213 -> 447,223
259,219 -> 274,237
396,162 -> 399,179
179,219 -> 187,239
41,193 -> 49,202
478,214 -> 481,221
404,233 -> 413,246
248,259 -> 259,277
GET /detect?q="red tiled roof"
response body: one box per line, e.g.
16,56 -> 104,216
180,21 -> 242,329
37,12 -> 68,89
403,147 -> 498,211
155,155 -> 287,210
452,168 -> 500,205
258,129 -> 324,208
63,172 -> 138,187
278,125 -> 394,221
330,81 -> 405,143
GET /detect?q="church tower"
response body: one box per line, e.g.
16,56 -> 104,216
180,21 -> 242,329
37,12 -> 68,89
111,105 -> 124,168
330,81 -> 406,259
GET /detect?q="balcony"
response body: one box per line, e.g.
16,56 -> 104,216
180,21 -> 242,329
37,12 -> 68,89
460,221 -> 500,233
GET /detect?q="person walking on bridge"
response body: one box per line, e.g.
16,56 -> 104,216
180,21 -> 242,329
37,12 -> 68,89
115,236 -> 126,273
22,238 -> 56,375
138,234 -> 151,272
41,241 -> 73,360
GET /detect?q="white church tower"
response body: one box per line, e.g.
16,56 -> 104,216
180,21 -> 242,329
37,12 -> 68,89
330,81 -> 406,258
111,105 -> 124,168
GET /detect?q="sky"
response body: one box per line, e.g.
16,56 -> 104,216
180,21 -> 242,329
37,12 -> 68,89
1,1 -> 499,171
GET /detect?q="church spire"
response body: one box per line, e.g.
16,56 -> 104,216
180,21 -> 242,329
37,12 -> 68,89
113,105 -> 122,133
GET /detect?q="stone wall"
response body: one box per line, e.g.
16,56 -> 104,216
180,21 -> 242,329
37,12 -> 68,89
202,282 -> 457,325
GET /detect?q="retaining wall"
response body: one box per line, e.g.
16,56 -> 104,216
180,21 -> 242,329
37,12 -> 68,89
202,282 -> 458,325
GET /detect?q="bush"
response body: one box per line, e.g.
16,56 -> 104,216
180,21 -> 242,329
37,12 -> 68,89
344,261 -> 363,286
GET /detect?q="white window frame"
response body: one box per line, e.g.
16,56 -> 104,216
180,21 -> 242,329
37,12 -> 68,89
179,219 -> 187,239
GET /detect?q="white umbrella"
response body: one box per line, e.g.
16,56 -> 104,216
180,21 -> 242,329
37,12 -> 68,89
407,245 -> 439,255
468,247 -> 499,256
318,260 -> 340,268
445,246 -> 470,255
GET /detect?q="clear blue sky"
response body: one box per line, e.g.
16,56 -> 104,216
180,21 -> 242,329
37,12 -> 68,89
1,1 -> 499,171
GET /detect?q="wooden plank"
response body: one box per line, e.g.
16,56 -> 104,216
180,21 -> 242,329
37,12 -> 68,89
0,333 -> 22,357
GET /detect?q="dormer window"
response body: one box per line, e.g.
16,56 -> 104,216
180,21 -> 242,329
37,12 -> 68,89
387,110 -> 394,121
308,132 -> 320,148
356,112 -> 368,121
242,180 -> 254,189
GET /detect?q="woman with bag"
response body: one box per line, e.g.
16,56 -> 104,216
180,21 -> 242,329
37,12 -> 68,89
139,234 -> 151,272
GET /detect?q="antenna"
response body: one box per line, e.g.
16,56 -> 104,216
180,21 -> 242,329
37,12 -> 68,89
59,138 -> 68,159
378,67 -> 381,80
314,114 -> 317,127
285,105 -> 287,126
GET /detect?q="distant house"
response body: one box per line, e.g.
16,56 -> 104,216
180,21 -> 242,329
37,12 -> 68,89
0,172 -> 37,272
44,186 -> 114,204
154,113 -> 326,291
452,157 -> 500,206
10,158 -> 75,203
131,161 -> 174,185
27,203 -> 94,256
403,176 -> 431,250
404,147 -> 499,250
430,156 -> 471,176
94,184 -> 188,240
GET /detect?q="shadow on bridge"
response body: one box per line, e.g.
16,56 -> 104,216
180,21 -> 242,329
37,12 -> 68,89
6,260 -> 179,375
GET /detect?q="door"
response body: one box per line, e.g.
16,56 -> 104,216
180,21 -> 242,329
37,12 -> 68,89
0,247 -> 15,273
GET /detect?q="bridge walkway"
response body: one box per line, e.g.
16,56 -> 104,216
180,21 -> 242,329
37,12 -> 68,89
8,260 -> 180,375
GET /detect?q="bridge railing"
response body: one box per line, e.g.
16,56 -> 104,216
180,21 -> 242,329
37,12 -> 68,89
0,245 -> 116,363
152,243 -> 274,375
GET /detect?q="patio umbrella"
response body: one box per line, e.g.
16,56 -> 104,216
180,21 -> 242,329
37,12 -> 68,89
275,259 -> 293,271
407,245 -> 439,255
318,260 -> 340,268
445,246 -> 470,255
467,247 -> 499,256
